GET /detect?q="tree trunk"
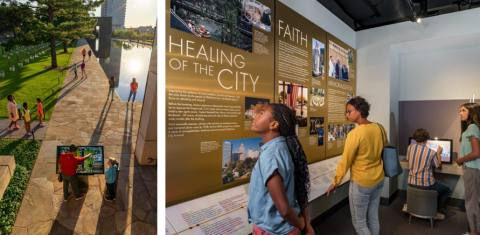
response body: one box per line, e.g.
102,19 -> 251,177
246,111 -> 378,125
63,42 -> 68,53
48,5 -> 57,68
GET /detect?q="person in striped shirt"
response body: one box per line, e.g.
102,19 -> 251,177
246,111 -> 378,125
403,128 -> 452,220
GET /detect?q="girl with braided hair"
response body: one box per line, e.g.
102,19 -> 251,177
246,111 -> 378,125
247,103 -> 313,235
325,96 -> 386,235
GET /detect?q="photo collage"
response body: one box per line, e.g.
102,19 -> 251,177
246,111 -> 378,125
328,41 -> 351,82
310,117 -> 324,146
222,137 -> 263,184
312,38 -> 325,80
278,81 -> 309,127
170,0 -> 272,52
245,97 -> 270,119
327,124 -> 355,141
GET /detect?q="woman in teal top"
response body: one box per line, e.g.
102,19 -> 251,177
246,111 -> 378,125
457,103 -> 480,235
247,104 -> 314,235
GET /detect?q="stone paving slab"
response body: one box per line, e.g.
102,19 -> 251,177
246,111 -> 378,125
11,39 -> 157,235
0,120 -> 49,139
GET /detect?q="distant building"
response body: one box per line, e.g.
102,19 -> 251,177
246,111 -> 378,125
232,153 -> 241,162
101,0 -> 127,32
248,148 -> 259,159
237,143 -> 245,154
222,142 -> 232,166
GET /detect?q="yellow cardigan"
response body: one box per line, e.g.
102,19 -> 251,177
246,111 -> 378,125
333,122 -> 387,187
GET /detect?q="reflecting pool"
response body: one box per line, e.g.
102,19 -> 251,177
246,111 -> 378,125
87,38 -> 152,102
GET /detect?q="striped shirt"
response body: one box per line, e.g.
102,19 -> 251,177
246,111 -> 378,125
406,143 -> 440,186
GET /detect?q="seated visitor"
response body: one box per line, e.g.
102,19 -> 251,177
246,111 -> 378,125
404,128 -> 452,220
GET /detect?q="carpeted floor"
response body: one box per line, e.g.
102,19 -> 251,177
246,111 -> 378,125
313,195 -> 469,235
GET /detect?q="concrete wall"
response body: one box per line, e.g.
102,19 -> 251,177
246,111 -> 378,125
279,0 -> 356,219
135,23 -> 157,165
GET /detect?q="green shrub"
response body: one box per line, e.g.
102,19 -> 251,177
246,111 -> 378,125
0,139 -> 41,235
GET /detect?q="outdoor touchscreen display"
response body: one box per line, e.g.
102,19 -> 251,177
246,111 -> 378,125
409,138 -> 453,164
56,146 -> 105,174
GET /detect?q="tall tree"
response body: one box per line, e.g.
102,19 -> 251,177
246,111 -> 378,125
15,0 -> 103,68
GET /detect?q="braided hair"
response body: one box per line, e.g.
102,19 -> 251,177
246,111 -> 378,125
269,103 -> 310,209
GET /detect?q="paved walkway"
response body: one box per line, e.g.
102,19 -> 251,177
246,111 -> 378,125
0,120 -> 49,140
11,39 -> 157,235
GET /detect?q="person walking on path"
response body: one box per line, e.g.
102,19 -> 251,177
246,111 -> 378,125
82,48 -> 86,61
107,76 -> 116,101
88,50 -> 92,60
37,98 -> 45,126
58,144 -> 92,202
73,63 -> 78,79
81,61 -> 87,79
128,78 -> 138,103
21,102 -> 32,135
7,94 -> 20,131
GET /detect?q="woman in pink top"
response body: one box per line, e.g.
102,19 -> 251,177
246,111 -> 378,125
81,62 -> 87,79
7,94 -> 20,131
128,78 -> 138,103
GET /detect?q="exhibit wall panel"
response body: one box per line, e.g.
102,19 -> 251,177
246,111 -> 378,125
325,33 -> 356,158
166,0 -> 276,206
279,0 -> 355,48
275,1 -> 327,163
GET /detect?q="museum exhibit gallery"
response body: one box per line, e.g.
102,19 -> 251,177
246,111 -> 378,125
163,0 -> 480,234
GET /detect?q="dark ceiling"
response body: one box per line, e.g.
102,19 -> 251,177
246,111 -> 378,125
316,0 -> 480,31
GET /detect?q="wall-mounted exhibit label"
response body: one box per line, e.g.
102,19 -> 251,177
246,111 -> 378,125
308,155 -> 350,201
166,185 -> 252,235
326,35 -> 356,158
275,1 -> 327,164
167,0 -> 275,206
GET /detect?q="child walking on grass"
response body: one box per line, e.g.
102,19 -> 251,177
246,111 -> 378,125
104,158 -> 118,202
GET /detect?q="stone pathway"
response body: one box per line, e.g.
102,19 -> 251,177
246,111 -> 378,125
0,120 -> 49,140
10,39 -> 157,235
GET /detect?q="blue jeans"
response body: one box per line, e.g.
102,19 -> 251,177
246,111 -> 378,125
349,178 -> 385,235
128,90 -> 137,102
408,180 -> 452,212
107,88 -> 114,99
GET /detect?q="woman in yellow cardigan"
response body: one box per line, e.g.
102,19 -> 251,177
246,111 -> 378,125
325,96 -> 387,235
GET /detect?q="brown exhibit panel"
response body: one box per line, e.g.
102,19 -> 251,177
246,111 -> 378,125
275,1 -> 328,164
166,0 -> 276,206
325,34 -> 356,158
398,99 -> 468,157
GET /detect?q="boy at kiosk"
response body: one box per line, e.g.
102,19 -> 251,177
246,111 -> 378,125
404,128 -> 452,219
58,144 -> 93,202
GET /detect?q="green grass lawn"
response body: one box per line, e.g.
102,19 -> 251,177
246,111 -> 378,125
0,42 -> 76,121
0,138 -> 41,235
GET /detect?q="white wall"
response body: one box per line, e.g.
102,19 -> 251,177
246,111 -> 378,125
279,0 -> 355,47
357,7 -> 480,199
357,7 -> 480,135
400,45 -> 480,101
